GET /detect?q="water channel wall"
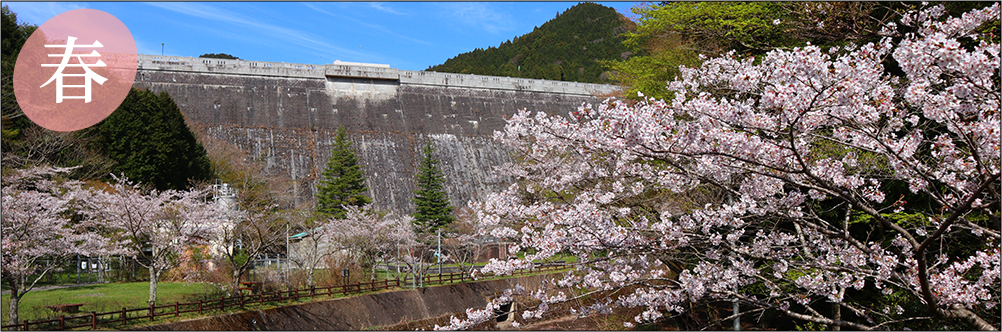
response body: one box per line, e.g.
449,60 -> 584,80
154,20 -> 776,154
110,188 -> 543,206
132,55 -> 619,212
139,273 -> 555,330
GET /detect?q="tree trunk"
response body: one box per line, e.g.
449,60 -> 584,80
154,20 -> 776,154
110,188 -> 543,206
832,302 -> 840,331
232,267 -> 243,292
307,267 -> 314,288
148,269 -> 159,307
832,287 -> 843,331
8,288 -> 20,331
417,261 -> 424,288
97,256 -> 106,283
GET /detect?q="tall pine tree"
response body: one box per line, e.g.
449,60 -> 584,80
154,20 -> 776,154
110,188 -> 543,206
411,139 -> 454,234
316,126 -> 370,218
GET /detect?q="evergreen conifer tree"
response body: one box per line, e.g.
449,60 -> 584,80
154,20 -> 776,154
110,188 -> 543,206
316,126 -> 370,218
411,139 -> 454,233
92,88 -> 212,190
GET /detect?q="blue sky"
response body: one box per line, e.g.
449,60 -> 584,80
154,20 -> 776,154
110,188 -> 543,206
5,2 -> 643,71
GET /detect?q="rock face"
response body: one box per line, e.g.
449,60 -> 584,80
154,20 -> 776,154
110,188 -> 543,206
133,55 -> 618,213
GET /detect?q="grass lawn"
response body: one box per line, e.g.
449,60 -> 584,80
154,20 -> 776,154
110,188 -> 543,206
1,282 -> 221,325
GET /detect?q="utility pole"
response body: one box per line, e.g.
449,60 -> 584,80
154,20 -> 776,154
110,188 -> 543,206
437,229 -> 442,275
285,221 -> 290,285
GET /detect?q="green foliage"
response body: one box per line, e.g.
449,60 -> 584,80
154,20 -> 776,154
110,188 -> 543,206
639,2 -> 796,53
316,126 -> 370,218
427,3 -> 633,84
604,33 -> 701,101
1,4 -> 37,140
610,2 -> 796,100
850,212 -> 927,227
232,249 -> 250,268
91,88 -> 212,190
609,2 -> 934,100
794,321 -> 825,331
411,140 -> 454,234
0,5 -> 33,59
198,53 -> 239,60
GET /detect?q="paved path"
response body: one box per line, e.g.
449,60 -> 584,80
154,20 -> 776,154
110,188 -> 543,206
1,283 -> 101,295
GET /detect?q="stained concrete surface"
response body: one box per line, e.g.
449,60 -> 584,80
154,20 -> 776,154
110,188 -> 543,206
139,274 -> 556,330
134,63 -> 615,213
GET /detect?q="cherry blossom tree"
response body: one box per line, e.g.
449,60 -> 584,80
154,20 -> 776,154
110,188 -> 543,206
325,206 -> 416,281
1,166 -> 122,328
287,209 -> 335,288
85,175 -> 225,306
445,4 -> 999,330
443,208 -> 492,275
214,206 -> 286,292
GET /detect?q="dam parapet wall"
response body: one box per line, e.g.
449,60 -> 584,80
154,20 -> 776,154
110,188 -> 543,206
137,54 -> 617,96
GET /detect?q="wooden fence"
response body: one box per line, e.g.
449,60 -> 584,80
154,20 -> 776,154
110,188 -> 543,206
1,265 -> 564,331
1,279 -> 398,331
413,264 -> 563,286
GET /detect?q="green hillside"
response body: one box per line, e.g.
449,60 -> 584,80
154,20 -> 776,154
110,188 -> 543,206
426,2 -> 634,84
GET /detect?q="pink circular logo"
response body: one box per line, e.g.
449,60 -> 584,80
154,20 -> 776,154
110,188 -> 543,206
13,9 -> 137,132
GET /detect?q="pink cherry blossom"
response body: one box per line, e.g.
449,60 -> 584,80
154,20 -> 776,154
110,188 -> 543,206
85,174 -> 226,306
443,4 -> 1000,330
2,166 -> 125,327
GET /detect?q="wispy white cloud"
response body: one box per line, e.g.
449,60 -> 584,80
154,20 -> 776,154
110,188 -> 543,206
145,2 -> 366,61
439,2 -> 514,35
368,2 -> 403,16
134,40 -> 159,57
302,3 -> 431,46
4,2 -> 87,26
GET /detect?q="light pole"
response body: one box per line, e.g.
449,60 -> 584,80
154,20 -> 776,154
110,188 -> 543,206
161,43 -> 164,56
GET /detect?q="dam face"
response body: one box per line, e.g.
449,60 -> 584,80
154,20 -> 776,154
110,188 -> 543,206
133,55 -> 619,213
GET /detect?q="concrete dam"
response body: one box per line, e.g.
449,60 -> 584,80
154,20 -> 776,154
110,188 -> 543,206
132,55 -> 620,213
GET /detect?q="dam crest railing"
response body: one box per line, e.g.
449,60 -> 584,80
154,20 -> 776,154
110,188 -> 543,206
134,54 -> 620,96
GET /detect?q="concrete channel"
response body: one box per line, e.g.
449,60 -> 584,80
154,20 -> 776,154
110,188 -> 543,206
138,273 -> 557,330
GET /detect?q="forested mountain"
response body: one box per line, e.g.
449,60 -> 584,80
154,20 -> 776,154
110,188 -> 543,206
610,2 -> 999,100
426,2 -> 634,84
